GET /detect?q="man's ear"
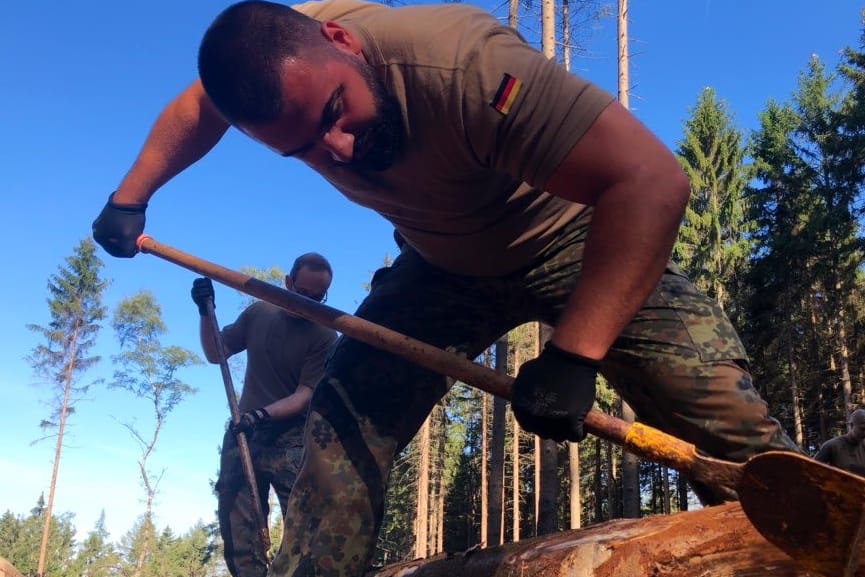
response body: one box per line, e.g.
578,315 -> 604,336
321,21 -> 363,55
284,274 -> 294,291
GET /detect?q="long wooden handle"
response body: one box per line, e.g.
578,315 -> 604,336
203,301 -> 271,560
138,234 -> 714,478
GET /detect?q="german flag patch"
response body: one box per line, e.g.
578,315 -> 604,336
490,73 -> 523,115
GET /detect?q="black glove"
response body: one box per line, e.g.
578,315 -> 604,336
230,408 -> 271,436
191,278 -> 215,316
511,342 -> 600,442
91,192 -> 147,258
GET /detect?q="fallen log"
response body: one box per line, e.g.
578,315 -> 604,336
367,502 -> 830,577
0,558 -> 23,577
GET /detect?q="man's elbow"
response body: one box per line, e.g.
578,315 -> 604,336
664,166 -> 692,221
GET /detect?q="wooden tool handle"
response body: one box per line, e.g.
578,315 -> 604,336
137,234 -> 704,476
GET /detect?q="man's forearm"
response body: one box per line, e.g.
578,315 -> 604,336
264,386 -> 314,421
199,317 -> 227,364
552,168 -> 690,360
115,79 -> 229,205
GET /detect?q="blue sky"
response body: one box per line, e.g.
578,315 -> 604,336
1,0 -> 861,543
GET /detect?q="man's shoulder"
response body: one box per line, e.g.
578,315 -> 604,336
821,435 -> 848,450
292,0 -> 388,21
294,0 -> 500,61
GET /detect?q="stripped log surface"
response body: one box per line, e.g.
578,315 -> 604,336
367,503 -> 824,577
0,558 -> 23,577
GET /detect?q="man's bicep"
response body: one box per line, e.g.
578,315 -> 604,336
544,100 -> 683,206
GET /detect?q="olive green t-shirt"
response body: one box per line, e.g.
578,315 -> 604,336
295,0 -> 615,276
221,301 -> 337,413
814,435 -> 865,477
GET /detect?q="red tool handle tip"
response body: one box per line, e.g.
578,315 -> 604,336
136,234 -> 153,252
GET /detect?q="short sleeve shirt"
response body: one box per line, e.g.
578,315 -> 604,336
294,0 -> 615,276
814,435 -> 865,477
221,301 -> 337,412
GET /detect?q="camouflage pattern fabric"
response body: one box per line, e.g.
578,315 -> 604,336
217,422 -> 305,577
270,208 -> 799,577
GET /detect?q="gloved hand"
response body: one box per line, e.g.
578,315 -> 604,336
230,408 -> 271,436
511,342 -> 600,442
191,278 -> 215,316
91,192 -> 147,258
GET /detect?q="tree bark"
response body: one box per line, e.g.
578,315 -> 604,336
568,442 -> 580,529
488,339 -> 507,546
416,415 -> 431,558
367,503 -> 819,577
481,392 -> 489,546
536,324 -> 558,535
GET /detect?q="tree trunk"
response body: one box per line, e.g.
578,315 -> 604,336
615,0 -> 640,521
536,324 -> 558,535
836,307 -> 854,415
508,0 -> 519,28
488,339 -> 507,547
481,392 -> 489,546
367,504 -> 817,577
541,0 -> 555,59
512,413 -> 521,541
676,472 -> 689,512
512,350 -> 522,542
593,437 -> 603,522
620,402 -> 640,518
561,0 -> 571,71
416,415 -> 431,558
607,441 -> 619,519
568,443 -> 580,529
37,333 -> 78,577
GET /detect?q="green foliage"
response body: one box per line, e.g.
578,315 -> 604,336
746,54 -> 865,445
116,515 -> 219,577
111,291 -> 201,415
110,291 -> 203,568
0,496 -> 77,577
110,291 -> 202,438
237,265 -> 287,310
67,511 -> 121,577
674,87 -> 753,319
25,238 -> 109,576
26,237 -> 108,432
140,522 -> 219,577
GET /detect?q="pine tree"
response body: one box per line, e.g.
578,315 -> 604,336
0,497 -> 76,577
26,238 -> 108,576
674,88 -> 753,318
747,56 -> 861,448
70,511 -> 120,577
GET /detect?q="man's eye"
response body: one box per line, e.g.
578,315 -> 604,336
322,87 -> 345,132
324,102 -> 342,130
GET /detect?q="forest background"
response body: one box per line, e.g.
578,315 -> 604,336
2,0 -> 864,575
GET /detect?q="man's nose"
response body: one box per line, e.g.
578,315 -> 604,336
321,128 -> 355,164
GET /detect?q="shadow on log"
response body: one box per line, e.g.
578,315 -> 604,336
367,503 -> 824,577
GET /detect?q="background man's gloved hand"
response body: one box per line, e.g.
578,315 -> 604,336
230,408 -> 271,436
91,192 -> 147,258
191,278 -> 215,316
511,342 -> 600,442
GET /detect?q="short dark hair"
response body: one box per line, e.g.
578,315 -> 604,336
290,252 -> 333,280
198,0 -> 323,125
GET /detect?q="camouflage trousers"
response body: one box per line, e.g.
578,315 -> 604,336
269,209 -> 799,577
217,422 -> 305,577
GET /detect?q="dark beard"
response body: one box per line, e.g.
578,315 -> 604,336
347,60 -> 405,171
